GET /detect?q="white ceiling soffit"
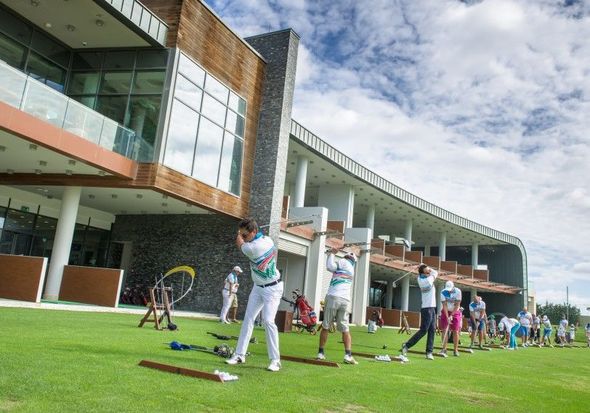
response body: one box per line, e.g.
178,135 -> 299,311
288,120 -> 524,250
1,0 -> 150,48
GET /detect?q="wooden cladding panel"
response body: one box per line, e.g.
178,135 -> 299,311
327,221 -> 345,234
139,0 -> 182,46
457,264 -> 473,278
402,311 -> 421,329
441,261 -> 458,273
423,256 -> 441,269
405,250 -> 423,263
282,196 -> 290,219
0,254 -> 47,302
473,269 -> 489,281
174,0 -> 266,212
385,245 -> 405,259
370,239 -> 385,255
366,306 -> 401,327
59,266 -> 123,307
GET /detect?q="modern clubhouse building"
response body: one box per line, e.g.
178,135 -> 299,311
0,0 -> 529,325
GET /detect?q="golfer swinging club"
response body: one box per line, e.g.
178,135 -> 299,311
401,264 -> 438,360
226,217 -> 283,372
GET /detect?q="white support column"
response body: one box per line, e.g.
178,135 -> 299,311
43,186 -> 81,300
471,243 -> 479,267
366,205 -> 375,233
436,282 -> 442,314
386,279 -> 394,309
424,244 -> 431,257
346,227 -> 372,325
439,231 -> 447,260
318,184 -> 355,228
292,155 -> 308,208
404,219 -> 413,251
401,276 -> 410,311
290,206 -> 328,312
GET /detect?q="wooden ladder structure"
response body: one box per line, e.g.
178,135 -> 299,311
138,287 -> 173,330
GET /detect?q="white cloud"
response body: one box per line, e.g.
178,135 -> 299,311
206,0 -> 590,314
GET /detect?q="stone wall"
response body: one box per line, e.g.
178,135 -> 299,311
110,214 -> 253,316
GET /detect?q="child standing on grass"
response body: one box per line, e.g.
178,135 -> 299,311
541,315 -> 553,347
557,315 -> 568,347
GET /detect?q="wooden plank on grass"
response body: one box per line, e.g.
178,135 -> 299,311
281,355 -> 340,367
139,360 -> 223,382
351,351 -> 405,363
406,349 -> 446,357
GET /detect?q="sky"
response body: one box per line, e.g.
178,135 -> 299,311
206,0 -> 590,314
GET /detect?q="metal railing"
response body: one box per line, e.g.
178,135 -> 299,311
105,0 -> 168,45
0,61 -> 137,159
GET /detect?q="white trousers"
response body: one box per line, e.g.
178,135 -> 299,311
220,289 -> 233,321
235,281 -> 283,361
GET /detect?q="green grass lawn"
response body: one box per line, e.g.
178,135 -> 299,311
1,307 -> 588,413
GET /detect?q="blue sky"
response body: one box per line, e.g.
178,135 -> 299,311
207,0 -> 590,314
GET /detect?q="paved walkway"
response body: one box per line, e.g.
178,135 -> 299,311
0,298 -> 217,320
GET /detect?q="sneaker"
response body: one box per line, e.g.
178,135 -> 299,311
267,359 -> 281,372
453,351 -> 460,357
438,350 -> 448,358
225,354 -> 245,365
401,344 -> 408,356
231,319 -> 240,323
343,355 -> 358,365
316,352 -> 326,360
426,353 -> 434,360
505,347 -> 514,351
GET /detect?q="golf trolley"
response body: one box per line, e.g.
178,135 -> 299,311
282,289 -> 318,334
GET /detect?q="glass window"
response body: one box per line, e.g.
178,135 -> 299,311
71,95 -> 96,110
225,110 -> 245,137
204,75 -> 229,104
0,32 -> 26,69
228,92 -> 246,116
0,7 -> 32,45
96,95 -> 129,124
26,52 -> 66,92
178,54 -> 204,87
164,100 -> 198,176
31,31 -> 69,67
193,117 -> 223,186
72,52 -> 103,70
218,134 -> 243,195
99,71 -> 132,94
103,51 -> 135,69
136,49 -> 168,68
127,95 -> 161,161
133,70 -> 165,94
201,93 -> 226,126
174,74 -> 202,111
3,209 -> 35,233
68,72 -> 99,95
30,216 -> 57,258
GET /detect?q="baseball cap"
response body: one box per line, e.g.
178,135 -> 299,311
232,266 -> 243,273
444,280 -> 454,291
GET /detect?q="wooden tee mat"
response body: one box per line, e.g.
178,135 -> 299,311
280,355 -> 340,367
138,360 -> 224,382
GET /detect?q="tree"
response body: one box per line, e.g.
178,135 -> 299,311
536,302 -> 581,326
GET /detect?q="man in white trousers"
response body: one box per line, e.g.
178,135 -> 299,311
219,266 -> 242,323
226,217 -> 283,372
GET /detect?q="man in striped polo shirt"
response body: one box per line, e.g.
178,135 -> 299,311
226,217 -> 283,372
316,247 -> 358,364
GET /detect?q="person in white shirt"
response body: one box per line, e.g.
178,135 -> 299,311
226,218 -> 283,372
517,308 -> 533,347
219,266 -> 242,324
401,264 -> 438,360
557,315 -> 568,347
469,296 -> 487,349
316,248 -> 358,365
568,324 -> 576,344
498,316 -> 520,350
585,323 -> 590,347
540,315 -> 553,347
438,280 -> 462,357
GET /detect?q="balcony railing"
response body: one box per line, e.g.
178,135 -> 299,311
104,0 -> 168,45
0,61 -> 137,159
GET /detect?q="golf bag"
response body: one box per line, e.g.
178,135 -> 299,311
283,289 -> 317,334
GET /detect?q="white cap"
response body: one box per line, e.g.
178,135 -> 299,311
232,266 -> 243,273
344,252 -> 357,263
542,315 -> 548,321
444,280 -> 454,291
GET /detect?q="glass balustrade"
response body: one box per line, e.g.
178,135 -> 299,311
105,0 -> 168,45
0,60 -> 137,160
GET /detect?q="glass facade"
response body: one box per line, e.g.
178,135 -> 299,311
164,53 -> 245,195
0,207 -> 110,267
